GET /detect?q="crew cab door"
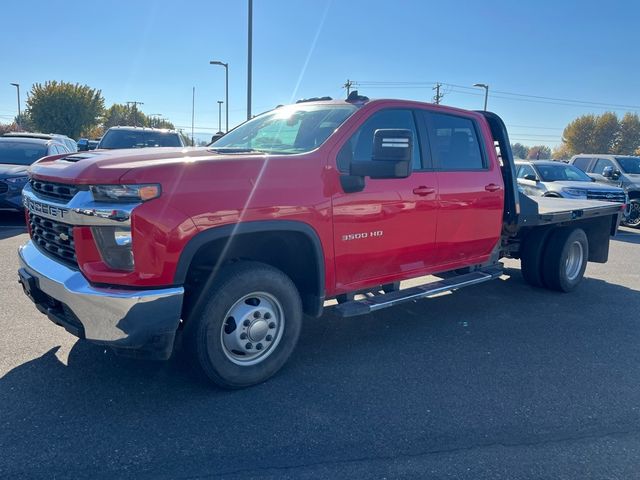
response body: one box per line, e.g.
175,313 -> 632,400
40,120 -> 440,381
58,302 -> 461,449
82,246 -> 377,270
331,108 -> 439,291
420,110 -> 503,266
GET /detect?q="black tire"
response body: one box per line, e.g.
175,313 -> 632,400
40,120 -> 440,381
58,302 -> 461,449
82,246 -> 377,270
520,228 -> 552,288
184,261 -> 303,389
622,199 -> 640,228
541,228 -> 588,292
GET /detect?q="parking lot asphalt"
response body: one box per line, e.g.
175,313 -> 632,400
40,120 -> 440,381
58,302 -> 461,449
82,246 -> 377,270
1,210 -> 640,479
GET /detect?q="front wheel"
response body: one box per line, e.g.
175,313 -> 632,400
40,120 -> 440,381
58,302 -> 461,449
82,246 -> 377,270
622,200 -> 640,228
184,261 -> 303,389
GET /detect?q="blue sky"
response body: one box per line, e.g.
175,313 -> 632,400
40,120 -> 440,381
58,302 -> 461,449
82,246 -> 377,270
2,0 -> 639,146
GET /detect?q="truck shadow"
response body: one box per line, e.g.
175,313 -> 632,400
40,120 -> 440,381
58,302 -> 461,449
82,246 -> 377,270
613,227 -> 640,244
2,267 -> 639,476
0,210 -> 26,239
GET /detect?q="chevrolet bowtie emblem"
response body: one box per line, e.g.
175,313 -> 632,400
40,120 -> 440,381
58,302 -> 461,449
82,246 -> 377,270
58,232 -> 69,242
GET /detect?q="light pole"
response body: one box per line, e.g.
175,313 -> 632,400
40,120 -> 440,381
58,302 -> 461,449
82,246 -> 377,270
210,60 -> 229,132
473,83 -> 489,110
10,83 -> 20,127
217,101 -> 224,134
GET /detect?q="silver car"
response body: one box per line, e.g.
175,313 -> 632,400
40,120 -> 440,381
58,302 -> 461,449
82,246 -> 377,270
515,160 -> 627,204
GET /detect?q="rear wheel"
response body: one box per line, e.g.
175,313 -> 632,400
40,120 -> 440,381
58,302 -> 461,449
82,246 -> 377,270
541,228 -> 588,292
184,261 -> 302,388
622,199 -> 640,228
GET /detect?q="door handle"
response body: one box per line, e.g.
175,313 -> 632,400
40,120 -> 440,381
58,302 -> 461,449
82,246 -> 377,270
484,183 -> 501,192
413,186 -> 436,196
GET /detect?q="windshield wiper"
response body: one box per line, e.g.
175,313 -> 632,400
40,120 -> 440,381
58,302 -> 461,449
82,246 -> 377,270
208,147 -> 262,153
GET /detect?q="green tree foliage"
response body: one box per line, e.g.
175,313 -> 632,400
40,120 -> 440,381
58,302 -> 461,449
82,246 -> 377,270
14,112 -> 35,131
552,143 -> 572,160
615,113 -> 640,154
526,145 -> 552,160
103,103 -> 175,130
511,143 -> 529,159
562,114 -> 597,154
593,112 -> 618,153
26,81 -> 104,139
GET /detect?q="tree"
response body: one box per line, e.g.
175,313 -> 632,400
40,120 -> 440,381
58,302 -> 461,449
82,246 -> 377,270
552,143 -> 572,160
615,112 -> 640,155
511,143 -> 529,159
526,145 -> 552,160
592,112 -> 618,152
103,104 -> 132,129
562,114 -> 597,154
27,81 -> 104,139
14,112 -> 35,131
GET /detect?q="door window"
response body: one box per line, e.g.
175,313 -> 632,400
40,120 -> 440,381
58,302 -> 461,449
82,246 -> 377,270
572,157 -> 592,171
593,158 -> 615,175
516,164 -> 536,179
337,109 -> 421,172
425,112 -> 485,170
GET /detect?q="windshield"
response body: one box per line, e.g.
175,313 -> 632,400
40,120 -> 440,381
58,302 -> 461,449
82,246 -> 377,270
99,130 -> 182,149
616,156 -> 640,174
536,163 -> 593,182
211,104 -> 357,154
0,141 -> 48,165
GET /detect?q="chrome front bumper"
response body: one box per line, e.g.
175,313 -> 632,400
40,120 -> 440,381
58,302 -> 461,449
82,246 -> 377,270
18,241 -> 184,357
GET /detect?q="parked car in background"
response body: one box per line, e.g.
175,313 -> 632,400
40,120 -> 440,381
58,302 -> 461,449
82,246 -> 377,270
515,160 -> 627,203
569,154 -> 640,227
88,139 -> 100,150
78,138 -> 101,151
0,136 -> 71,210
3,132 -> 77,153
97,126 -> 184,150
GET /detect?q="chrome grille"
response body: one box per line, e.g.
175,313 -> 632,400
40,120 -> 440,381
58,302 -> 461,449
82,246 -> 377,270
586,190 -> 626,203
30,179 -> 79,201
0,181 -> 7,194
28,213 -> 77,267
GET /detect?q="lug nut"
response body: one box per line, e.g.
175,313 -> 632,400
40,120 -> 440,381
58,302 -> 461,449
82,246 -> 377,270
265,334 -> 273,342
240,332 -> 247,340
253,311 -> 261,318
245,343 -> 253,350
268,322 -> 276,329
264,312 -> 271,320
256,343 -> 263,350
243,319 -> 251,327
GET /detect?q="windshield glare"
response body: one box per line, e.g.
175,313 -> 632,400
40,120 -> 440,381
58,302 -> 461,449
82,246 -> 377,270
0,141 -> 48,165
211,104 -> 357,154
616,156 -> 640,174
537,163 -> 592,182
99,130 -> 182,149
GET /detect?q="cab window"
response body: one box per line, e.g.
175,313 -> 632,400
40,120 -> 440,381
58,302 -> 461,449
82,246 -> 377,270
424,112 -> 485,170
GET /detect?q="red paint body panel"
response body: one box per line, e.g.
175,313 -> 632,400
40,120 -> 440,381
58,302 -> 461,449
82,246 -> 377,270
28,99 -> 506,298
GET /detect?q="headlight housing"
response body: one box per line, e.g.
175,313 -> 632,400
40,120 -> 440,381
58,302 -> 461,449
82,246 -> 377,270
90,184 -> 161,203
5,176 -> 29,185
561,188 -> 587,198
91,226 -> 134,271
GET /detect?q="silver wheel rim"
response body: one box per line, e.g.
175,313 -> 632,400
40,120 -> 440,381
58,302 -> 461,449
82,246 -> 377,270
565,241 -> 584,281
624,201 -> 640,226
219,292 -> 285,366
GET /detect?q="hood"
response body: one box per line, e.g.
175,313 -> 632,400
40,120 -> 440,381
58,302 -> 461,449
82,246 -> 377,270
0,163 -> 29,177
546,180 -> 623,192
28,147 -> 257,184
626,173 -> 640,185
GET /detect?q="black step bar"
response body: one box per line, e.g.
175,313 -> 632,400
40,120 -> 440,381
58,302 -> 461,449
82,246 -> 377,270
334,264 -> 504,317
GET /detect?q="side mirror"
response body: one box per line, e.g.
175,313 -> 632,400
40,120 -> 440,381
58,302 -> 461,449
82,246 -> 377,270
602,166 -> 614,178
612,168 -> 622,180
523,174 -> 538,182
349,129 -> 413,179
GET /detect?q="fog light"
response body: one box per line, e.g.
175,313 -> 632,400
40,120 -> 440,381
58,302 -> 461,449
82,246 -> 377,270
91,226 -> 134,271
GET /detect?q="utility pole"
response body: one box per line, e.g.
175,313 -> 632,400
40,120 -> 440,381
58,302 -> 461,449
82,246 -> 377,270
343,79 -> 354,96
209,61 -> 229,132
10,83 -> 20,128
432,82 -> 444,105
247,0 -> 253,120
126,101 -> 144,127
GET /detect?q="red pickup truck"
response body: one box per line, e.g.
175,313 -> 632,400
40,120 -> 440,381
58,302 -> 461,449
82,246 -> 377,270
18,93 -> 624,388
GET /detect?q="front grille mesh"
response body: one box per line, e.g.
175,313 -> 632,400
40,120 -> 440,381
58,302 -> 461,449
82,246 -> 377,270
30,179 -> 79,201
586,190 -> 626,203
28,213 -> 77,267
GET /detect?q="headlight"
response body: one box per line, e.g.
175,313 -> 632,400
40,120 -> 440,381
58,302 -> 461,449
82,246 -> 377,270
90,184 -> 161,203
91,226 -> 134,271
561,188 -> 587,198
5,176 -> 29,185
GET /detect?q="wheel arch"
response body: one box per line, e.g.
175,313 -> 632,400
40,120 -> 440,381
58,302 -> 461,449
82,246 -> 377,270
176,221 -> 326,318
